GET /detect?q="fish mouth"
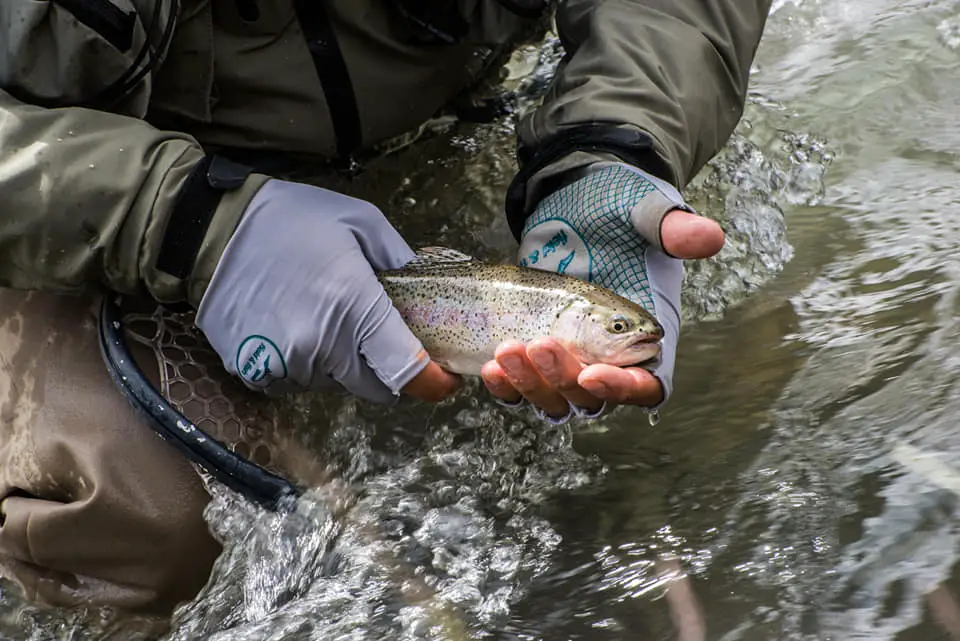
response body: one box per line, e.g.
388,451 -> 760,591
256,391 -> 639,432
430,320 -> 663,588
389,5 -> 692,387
631,333 -> 663,347
614,333 -> 662,367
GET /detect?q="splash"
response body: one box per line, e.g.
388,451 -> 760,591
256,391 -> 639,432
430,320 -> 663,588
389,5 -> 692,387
0,582 -> 165,641
937,16 -> 960,49
160,396 -> 605,640
682,98 -> 833,322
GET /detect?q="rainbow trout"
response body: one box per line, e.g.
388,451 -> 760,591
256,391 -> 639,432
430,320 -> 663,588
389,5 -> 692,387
379,248 -> 663,375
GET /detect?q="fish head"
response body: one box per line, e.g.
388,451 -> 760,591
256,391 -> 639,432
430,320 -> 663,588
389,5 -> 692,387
559,300 -> 664,367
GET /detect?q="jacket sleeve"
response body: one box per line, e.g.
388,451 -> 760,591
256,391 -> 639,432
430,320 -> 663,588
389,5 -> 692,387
507,0 -> 772,234
0,0 -> 265,305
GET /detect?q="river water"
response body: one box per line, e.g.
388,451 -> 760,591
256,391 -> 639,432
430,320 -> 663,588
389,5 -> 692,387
4,1 -> 960,639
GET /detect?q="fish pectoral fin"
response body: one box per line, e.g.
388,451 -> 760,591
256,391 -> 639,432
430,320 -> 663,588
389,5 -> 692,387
408,247 -> 477,267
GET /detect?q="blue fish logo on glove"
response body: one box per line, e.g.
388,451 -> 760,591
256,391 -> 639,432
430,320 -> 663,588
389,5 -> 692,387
236,335 -> 287,387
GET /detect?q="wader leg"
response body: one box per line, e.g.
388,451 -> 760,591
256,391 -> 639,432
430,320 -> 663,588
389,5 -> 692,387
0,289 -> 221,615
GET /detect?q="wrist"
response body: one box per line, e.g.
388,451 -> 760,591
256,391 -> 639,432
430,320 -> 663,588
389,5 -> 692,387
186,172 -> 270,308
521,151 -> 620,215
146,153 -> 270,308
505,123 -> 677,241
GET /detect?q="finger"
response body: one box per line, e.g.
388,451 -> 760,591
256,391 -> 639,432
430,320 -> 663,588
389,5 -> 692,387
578,364 -> 665,407
329,352 -> 401,404
328,193 -> 416,271
401,358 -> 462,402
495,341 -> 570,419
660,209 -> 725,260
526,338 -> 603,412
480,361 -> 523,404
358,293 -> 457,403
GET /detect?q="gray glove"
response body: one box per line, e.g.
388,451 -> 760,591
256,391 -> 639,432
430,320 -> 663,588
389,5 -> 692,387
519,162 -> 688,406
196,179 -> 428,403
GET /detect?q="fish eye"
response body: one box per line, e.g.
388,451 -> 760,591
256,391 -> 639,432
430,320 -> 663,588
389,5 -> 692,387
608,315 -> 631,334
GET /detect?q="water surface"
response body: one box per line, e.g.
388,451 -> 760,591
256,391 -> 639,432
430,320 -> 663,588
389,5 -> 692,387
4,1 -> 960,639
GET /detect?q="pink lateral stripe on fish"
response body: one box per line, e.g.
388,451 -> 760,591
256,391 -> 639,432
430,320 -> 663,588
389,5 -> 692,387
379,248 -> 663,376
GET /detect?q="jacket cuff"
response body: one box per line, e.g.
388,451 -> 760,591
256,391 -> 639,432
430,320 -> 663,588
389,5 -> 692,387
143,152 -> 270,307
187,171 -> 270,308
504,123 -> 679,242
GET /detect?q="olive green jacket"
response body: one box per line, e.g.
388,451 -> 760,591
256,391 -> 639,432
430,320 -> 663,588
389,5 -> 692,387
0,0 -> 771,307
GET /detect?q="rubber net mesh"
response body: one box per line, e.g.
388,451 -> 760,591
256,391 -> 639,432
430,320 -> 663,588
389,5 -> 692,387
121,305 -> 283,475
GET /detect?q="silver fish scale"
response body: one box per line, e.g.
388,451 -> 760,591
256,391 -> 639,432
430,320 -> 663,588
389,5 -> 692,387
379,262 -> 659,375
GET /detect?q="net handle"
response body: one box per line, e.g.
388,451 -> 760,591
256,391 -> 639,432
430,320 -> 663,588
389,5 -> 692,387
97,294 -> 302,511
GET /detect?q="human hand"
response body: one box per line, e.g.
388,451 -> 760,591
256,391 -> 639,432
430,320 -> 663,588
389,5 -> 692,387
482,163 -> 723,422
196,179 -> 460,404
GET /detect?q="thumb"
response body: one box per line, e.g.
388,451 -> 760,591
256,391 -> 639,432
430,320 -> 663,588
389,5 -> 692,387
401,360 -> 462,402
614,164 -> 723,259
660,209 -> 725,260
358,292 -> 462,403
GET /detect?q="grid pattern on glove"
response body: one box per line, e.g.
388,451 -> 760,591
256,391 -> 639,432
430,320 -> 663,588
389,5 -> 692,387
524,164 -> 658,312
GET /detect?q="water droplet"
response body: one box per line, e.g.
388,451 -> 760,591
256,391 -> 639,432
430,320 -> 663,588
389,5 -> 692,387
647,409 -> 660,427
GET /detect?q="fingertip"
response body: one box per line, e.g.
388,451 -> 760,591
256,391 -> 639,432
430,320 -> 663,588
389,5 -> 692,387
579,364 -> 663,406
480,360 -> 505,381
527,337 -> 572,364
494,340 -> 528,360
627,367 -> 665,406
527,336 -> 560,352
481,361 -> 522,402
703,219 -> 726,256
661,210 -> 725,259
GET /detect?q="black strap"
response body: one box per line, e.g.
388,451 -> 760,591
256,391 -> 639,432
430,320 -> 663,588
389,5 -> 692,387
293,0 -> 362,160
52,0 -> 137,52
504,123 -> 675,241
157,154 -> 252,280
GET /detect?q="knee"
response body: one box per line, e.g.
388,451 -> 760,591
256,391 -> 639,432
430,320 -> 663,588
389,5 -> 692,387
0,457 -> 222,615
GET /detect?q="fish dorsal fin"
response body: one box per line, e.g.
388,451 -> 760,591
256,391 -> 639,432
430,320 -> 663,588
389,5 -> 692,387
407,246 -> 476,267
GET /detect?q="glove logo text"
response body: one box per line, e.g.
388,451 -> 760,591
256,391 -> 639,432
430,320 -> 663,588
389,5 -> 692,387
235,335 -> 288,386
519,220 -> 592,279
